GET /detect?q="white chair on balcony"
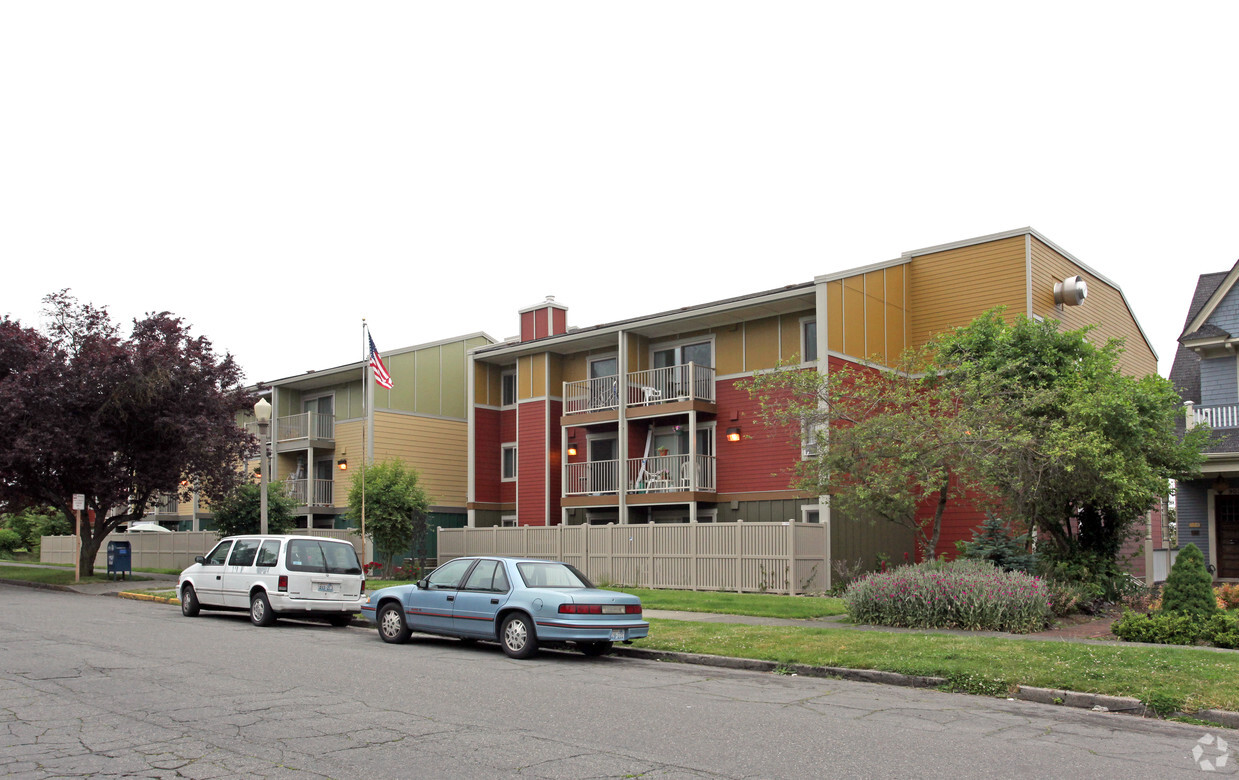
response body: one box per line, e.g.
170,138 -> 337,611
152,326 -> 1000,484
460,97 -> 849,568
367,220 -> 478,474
639,385 -> 662,405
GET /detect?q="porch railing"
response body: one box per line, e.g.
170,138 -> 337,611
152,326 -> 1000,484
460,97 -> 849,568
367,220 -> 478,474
275,412 -> 335,443
564,460 -> 620,496
285,478 -> 334,507
564,362 -> 716,415
1189,402 -> 1239,430
630,454 -> 716,492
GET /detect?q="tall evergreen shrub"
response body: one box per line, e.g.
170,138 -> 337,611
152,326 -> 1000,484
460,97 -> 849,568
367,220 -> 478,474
1160,544 -> 1217,619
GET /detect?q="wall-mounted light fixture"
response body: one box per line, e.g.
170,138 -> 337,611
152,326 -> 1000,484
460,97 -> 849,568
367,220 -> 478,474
726,427 -> 741,442
337,456 -> 348,471
567,446 -> 578,457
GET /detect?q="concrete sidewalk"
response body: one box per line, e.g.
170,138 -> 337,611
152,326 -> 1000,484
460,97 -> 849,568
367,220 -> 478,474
0,562 -> 177,595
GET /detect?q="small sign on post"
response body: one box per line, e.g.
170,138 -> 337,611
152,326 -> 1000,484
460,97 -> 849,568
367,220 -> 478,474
72,494 -> 84,583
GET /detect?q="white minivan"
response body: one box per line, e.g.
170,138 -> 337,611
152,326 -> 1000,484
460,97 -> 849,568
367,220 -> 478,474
178,535 -> 366,627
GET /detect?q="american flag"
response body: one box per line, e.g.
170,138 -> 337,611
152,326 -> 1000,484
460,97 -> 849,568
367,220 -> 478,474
368,335 -> 393,389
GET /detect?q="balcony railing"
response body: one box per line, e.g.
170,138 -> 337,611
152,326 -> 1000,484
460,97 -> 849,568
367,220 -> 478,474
1190,403 -> 1239,430
563,455 -> 717,496
276,412 -> 335,442
284,478 -> 334,507
563,363 -> 715,415
152,495 -> 178,514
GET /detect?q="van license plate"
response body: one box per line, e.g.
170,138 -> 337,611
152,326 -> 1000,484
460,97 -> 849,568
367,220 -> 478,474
609,629 -> 625,641
316,583 -> 336,593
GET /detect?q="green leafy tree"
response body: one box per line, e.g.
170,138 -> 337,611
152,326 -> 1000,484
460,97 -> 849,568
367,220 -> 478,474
211,482 -> 298,538
958,513 -> 1037,573
347,460 -> 431,572
1160,543 -> 1217,619
744,345 -> 1018,558
1,506 -> 61,549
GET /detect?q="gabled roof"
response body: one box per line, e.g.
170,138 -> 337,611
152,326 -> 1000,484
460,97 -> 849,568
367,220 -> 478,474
1181,262 -> 1239,339
1170,270 -> 1232,404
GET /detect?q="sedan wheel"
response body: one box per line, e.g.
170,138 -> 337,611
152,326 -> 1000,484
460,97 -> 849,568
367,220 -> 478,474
500,613 -> 538,659
378,603 -> 411,644
180,585 -> 200,617
250,592 -> 276,627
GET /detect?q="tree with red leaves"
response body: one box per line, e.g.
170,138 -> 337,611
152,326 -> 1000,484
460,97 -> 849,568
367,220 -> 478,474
0,291 -> 255,574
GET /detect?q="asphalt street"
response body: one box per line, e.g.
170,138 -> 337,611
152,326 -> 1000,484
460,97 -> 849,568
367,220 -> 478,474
0,584 -> 1230,779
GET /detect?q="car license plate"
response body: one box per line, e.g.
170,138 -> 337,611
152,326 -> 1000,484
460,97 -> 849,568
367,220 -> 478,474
316,582 -> 336,593
609,629 -> 625,641
602,605 -> 625,614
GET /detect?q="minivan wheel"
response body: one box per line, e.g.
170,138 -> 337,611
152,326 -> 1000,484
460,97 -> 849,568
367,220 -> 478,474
180,585 -> 200,617
378,603 -> 411,644
500,613 -> 538,659
250,591 -> 276,627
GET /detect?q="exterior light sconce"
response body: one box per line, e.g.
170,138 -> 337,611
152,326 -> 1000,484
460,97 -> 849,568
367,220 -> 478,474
337,456 -> 348,471
726,427 -> 741,442
567,446 -> 578,457
1214,477 -> 1230,493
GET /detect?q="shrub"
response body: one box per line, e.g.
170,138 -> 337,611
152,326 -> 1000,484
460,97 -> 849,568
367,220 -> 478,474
1215,583 -> 1239,611
1206,612 -> 1239,649
844,558 -> 1051,633
1035,548 -> 1140,604
1112,609 -> 1204,645
1045,580 -> 1090,617
957,514 -> 1036,573
1161,544 -> 1218,619
0,528 -> 21,556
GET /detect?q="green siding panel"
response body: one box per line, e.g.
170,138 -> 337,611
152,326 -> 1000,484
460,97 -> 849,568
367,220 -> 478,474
829,509 -> 916,576
440,341 -> 466,419
415,347 -> 442,416
385,351 -> 417,411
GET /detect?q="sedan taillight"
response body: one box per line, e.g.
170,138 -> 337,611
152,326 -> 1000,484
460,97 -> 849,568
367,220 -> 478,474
278,575 -> 288,592
559,604 -> 642,615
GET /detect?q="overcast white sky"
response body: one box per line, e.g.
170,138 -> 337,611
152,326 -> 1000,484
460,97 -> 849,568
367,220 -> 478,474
3,2 -> 1237,384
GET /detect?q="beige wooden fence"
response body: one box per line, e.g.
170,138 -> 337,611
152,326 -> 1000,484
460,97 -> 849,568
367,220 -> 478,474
437,522 -> 829,595
40,528 -> 366,571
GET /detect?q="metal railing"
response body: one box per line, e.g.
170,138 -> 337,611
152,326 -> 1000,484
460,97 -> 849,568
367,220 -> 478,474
285,478 -> 335,507
565,455 -> 717,496
274,412 -> 335,442
152,495 -> 179,514
1189,402 -> 1239,430
564,459 -> 620,496
564,363 -> 716,415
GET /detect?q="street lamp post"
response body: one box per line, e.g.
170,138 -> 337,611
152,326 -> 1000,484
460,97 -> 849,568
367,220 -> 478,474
254,398 -> 272,535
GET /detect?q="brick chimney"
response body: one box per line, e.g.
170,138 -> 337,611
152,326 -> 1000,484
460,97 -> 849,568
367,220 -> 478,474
519,296 -> 569,342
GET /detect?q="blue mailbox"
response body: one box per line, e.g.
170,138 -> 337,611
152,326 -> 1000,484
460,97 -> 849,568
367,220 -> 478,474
107,540 -> 132,580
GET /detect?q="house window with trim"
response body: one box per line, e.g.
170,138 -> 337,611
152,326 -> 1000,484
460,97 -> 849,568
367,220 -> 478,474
501,515 -> 517,528
801,421 -> 822,459
501,443 -> 517,481
801,318 -> 818,362
501,370 -> 516,406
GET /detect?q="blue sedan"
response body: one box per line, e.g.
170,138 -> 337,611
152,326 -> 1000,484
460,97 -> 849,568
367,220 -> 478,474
360,557 -> 649,658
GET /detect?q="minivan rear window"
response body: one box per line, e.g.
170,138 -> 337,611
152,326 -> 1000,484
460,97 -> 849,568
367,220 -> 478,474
285,540 -> 362,575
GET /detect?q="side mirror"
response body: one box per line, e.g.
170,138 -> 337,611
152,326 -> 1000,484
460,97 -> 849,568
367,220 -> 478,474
417,578 -> 429,590
194,556 -> 205,564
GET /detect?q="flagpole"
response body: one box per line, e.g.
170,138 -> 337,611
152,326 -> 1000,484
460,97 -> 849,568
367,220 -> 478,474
361,318 -> 367,570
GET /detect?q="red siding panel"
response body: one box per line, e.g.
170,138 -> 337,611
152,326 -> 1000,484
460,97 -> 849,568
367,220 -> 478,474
518,401 -> 547,525
548,400 -> 562,522
552,308 -> 567,336
474,408 -> 501,504
520,311 -> 535,342
715,378 -> 802,493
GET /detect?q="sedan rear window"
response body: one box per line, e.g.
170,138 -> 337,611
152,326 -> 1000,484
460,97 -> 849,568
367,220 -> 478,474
286,540 -> 362,575
516,562 -> 594,589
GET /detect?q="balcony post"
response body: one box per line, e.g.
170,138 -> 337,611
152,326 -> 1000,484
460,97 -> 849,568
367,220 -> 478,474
617,330 -> 628,524
1185,401 -> 1196,430
689,407 -> 698,523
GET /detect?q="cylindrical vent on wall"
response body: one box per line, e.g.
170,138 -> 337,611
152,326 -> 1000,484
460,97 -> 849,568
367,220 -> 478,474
1054,275 -> 1088,306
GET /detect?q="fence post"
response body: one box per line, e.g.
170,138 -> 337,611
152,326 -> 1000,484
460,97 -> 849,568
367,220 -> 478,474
690,522 -> 698,591
736,521 -> 744,594
787,523 -> 797,596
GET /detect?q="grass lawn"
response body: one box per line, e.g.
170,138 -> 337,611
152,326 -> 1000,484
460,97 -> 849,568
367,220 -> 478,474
611,587 -> 847,618
641,619 -> 1239,713
0,565 -> 150,585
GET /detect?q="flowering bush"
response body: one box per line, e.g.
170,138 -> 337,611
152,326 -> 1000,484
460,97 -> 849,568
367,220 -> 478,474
1215,583 -> 1239,611
844,559 -> 1052,633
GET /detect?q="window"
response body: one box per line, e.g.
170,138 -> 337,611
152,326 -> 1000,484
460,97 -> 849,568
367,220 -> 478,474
204,541 -> 233,566
427,558 -> 475,590
256,540 -> 280,567
227,539 -> 260,567
802,318 -> 818,362
462,559 -> 510,592
286,539 -> 362,574
517,561 -> 593,589
501,516 -> 517,528
502,443 -> 517,481
653,339 -> 713,369
801,421 -> 822,458
501,370 -> 516,406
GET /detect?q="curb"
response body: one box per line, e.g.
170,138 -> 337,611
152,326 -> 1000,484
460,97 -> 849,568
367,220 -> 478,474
119,592 -> 180,605
0,578 -> 73,592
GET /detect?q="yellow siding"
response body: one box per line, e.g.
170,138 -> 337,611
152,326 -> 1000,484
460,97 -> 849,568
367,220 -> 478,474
332,420 -> 364,506
547,354 -> 562,399
562,353 -> 587,383
627,334 -> 648,372
372,412 -> 468,506
907,235 -> 1027,347
517,356 -> 533,400
843,276 -> 866,358
714,325 -> 744,375
475,363 -> 492,407
744,316 -> 781,371
531,353 -> 547,398
865,270 -> 887,363
1029,238 -> 1157,376
886,265 -> 907,359
827,281 -> 843,354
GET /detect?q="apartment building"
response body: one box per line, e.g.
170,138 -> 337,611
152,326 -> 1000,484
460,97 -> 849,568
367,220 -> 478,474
467,228 -> 1156,562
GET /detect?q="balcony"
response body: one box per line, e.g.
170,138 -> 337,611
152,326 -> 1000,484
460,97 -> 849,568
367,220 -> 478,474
246,412 -> 335,446
1189,403 -> 1239,430
563,455 -> 716,497
284,478 -> 334,507
563,363 -> 716,416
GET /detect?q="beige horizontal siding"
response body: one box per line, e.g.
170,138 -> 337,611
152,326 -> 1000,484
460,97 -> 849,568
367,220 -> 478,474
372,412 -> 468,506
